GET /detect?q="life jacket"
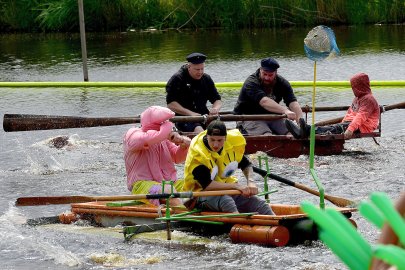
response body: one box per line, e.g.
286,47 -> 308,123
183,129 -> 246,191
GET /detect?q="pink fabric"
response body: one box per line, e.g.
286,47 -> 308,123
123,106 -> 188,191
343,73 -> 380,133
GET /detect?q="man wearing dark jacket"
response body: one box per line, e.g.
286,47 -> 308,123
166,53 -> 222,133
234,57 -> 303,135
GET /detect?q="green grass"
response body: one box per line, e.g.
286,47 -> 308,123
0,0 -> 404,32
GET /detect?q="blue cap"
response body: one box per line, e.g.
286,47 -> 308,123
260,57 -> 280,72
186,53 -> 207,64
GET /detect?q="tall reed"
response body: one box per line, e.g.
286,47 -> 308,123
0,0 -> 403,32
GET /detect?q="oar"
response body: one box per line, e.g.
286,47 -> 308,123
15,190 -> 243,206
315,101 -> 405,126
383,101 -> 405,111
252,166 -> 355,208
3,113 -> 287,132
315,116 -> 343,127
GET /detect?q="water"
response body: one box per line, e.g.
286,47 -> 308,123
0,25 -> 404,269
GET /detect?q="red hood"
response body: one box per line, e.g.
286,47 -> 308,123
350,73 -> 371,98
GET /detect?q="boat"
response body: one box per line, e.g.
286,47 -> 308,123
18,166 -> 357,247
180,104 -> 384,158
1,112 -> 381,159
201,132 -> 379,158
4,102 -> 403,158
55,201 -> 357,247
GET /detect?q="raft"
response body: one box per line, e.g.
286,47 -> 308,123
58,201 -> 357,247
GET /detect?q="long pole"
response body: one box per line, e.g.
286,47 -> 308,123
310,61 -> 325,209
78,0 -> 89,81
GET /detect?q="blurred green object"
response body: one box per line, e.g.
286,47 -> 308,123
301,192 -> 405,270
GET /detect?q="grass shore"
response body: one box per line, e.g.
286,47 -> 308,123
0,0 -> 404,32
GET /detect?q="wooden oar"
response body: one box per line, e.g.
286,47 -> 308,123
3,113 -> 287,132
252,166 -> 355,208
382,101 -> 405,111
15,190 -> 242,206
315,116 -> 344,127
315,101 -> 405,126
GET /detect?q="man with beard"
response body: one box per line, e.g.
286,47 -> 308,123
233,57 -> 304,135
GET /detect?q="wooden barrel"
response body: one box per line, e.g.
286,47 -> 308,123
229,224 -> 290,247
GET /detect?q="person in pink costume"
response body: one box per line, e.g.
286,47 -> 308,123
123,106 -> 191,206
286,73 -> 380,139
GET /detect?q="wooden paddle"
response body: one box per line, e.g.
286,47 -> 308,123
3,113 -> 287,132
252,166 -> 355,208
315,101 -> 405,126
15,190 -> 242,206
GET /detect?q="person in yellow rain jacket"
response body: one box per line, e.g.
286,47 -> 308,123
183,120 -> 274,214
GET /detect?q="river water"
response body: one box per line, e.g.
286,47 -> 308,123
0,25 -> 404,269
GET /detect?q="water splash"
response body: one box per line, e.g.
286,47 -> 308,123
89,252 -> 163,267
0,204 -> 82,267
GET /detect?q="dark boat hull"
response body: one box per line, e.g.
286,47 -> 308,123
243,134 -> 346,158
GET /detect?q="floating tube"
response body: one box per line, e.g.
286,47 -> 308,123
59,212 -> 78,224
1,81 -> 405,88
229,224 -> 290,247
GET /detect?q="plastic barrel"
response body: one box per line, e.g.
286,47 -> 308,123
229,224 -> 290,247
58,212 -> 78,224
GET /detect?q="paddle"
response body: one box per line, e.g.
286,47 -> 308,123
3,113 -> 287,132
252,166 -> 355,208
315,101 -> 405,126
15,189 -> 243,206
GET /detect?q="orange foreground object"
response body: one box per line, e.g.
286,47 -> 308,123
54,201 -> 357,247
58,212 -> 78,224
229,224 -> 290,247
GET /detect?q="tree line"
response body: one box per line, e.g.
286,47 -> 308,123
1,0 -> 404,32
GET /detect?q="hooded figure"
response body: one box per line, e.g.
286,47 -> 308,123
343,73 -> 380,133
123,106 -> 190,206
285,73 -> 380,139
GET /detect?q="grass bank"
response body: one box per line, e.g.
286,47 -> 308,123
0,0 -> 404,32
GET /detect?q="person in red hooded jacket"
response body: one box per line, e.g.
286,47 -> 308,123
285,73 -> 380,139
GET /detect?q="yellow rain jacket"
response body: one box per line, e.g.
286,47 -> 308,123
183,129 -> 246,192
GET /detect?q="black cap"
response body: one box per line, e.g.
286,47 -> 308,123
207,120 -> 227,136
260,57 -> 280,72
186,52 -> 207,64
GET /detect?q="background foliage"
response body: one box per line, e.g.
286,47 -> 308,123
0,0 -> 404,32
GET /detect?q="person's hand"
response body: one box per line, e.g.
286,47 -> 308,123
209,107 -> 220,115
169,132 -> 191,148
247,182 -> 258,195
235,185 -> 251,197
344,129 -> 353,139
169,131 -> 181,143
179,136 -> 191,148
284,110 -> 296,120
236,184 -> 257,197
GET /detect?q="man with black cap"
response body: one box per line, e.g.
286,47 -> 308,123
233,57 -> 304,135
182,120 -> 274,215
166,52 -> 222,133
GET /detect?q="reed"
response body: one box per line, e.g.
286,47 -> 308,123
0,0 -> 403,32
